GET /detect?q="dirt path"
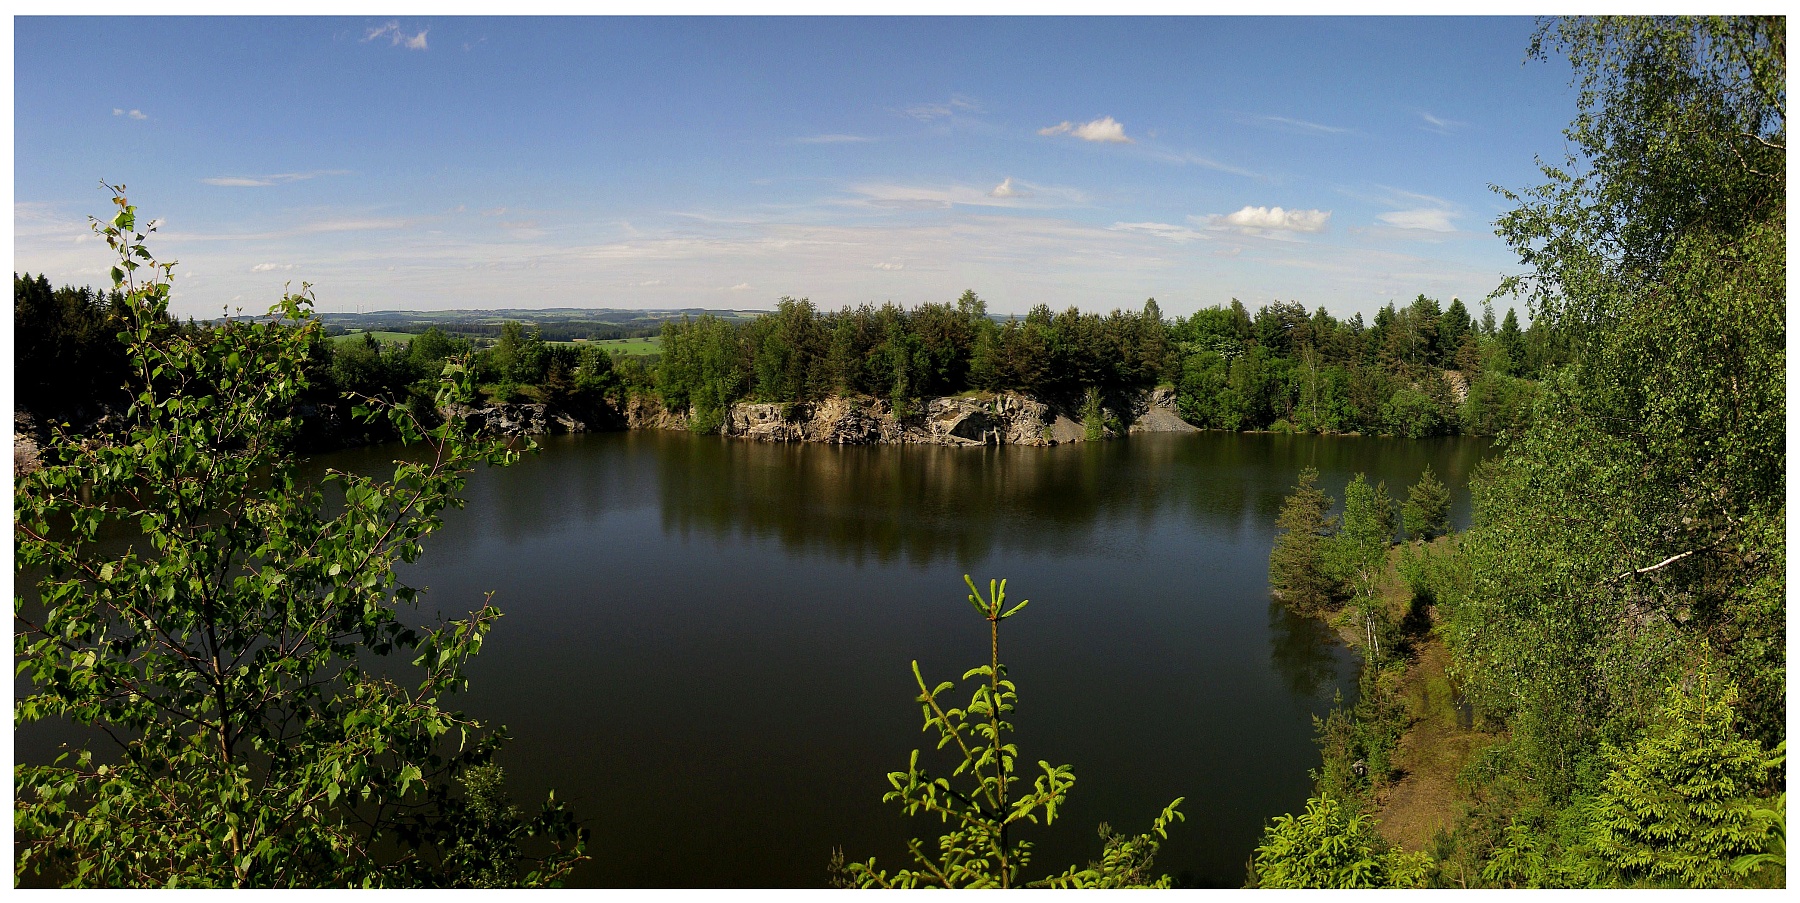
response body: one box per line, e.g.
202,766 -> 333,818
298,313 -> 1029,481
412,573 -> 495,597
1373,632 -> 1496,853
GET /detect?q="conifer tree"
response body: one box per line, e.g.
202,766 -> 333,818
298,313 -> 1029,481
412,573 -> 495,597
1403,465 -> 1451,541
1269,467 -> 1337,610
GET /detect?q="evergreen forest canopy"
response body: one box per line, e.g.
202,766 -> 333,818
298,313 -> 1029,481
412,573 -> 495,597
14,270 -> 1558,443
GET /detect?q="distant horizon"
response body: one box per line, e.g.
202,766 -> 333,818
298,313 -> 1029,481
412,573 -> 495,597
16,16 -> 1576,322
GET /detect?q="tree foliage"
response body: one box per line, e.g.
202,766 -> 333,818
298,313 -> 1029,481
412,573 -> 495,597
1251,795 -> 1431,888
840,577 -> 1184,889
13,189 -> 585,887
1431,15 -> 1784,887
1580,666 -> 1781,887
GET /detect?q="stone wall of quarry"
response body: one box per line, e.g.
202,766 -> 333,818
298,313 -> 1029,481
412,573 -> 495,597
633,386 -> 1195,447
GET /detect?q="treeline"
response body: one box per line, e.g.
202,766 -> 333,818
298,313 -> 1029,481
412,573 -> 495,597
15,274 -> 1552,441
13,274 -> 160,422
656,291 -> 1554,436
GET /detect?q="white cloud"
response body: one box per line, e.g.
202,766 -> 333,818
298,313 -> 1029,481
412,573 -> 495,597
1214,206 -> 1331,233
636,279 -> 665,286
1039,116 -> 1133,143
113,108 -> 147,120
1109,221 -> 1207,243
874,262 -> 905,270
988,178 -> 1026,199
1377,208 -> 1458,233
728,282 -> 751,291
797,134 -> 873,144
364,21 -> 428,50
200,170 -> 348,188
251,263 -> 296,272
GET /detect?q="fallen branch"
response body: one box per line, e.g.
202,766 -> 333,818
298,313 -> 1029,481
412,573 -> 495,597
1616,549 -> 1698,582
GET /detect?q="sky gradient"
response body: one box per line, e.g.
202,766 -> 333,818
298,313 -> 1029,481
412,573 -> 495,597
14,16 -> 1582,319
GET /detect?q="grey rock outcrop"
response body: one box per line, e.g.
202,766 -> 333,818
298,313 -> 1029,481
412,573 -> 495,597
1127,387 -> 1200,434
719,392 -> 1072,446
439,402 -> 586,439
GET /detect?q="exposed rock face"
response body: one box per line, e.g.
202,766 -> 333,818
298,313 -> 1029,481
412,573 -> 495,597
282,387 -> 1206,448
719,392 -> 1071,446
438,402 -> 586,439
623,395 -> 688,431
14,411 -> 44,476
1127,387 -> 1200,435
1441,370 -> 1470,405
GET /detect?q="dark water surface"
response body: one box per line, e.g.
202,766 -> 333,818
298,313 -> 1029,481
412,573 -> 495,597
343,430 -> 1488,888
15,430 -> 1490,888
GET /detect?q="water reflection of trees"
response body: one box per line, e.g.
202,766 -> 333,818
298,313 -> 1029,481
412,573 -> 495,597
301,431 -> 1491,565
652,432 -> 1492,568
1265,600 -> 1351,701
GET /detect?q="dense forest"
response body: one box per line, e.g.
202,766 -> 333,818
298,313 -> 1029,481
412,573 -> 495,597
1256,16 -> 1785,889
14,271 -> 1555,443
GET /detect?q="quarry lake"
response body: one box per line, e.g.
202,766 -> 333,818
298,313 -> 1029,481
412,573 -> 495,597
16,430 -> 1489,888
348,429 -> 1492,887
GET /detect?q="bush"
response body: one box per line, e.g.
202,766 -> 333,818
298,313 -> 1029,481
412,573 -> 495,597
1252,795 -> 1432,888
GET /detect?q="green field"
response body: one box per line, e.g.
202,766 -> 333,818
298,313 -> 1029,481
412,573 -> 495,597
329,331 -> 419,345
554,336 -> 661,356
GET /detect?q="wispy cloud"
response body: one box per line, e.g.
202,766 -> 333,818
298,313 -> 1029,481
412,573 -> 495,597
1110,221 -> 1208,243
364,21 -> 428,51
251,263 -> 297,272
1039,116 -> 1133,143
1205,205 -> 1332,234
1418,111 -> 1464,134
902,95 -> 981,121
1348,184 -> 1463,235
727,282 -> 752,291
112,108 -> 148,120
200,170 -> 349,188
302,218 -> 409,234
874,262 -> 905,271
1377,208 -> 1458,232
1255,115 -> 1350,135
846,180 -> 1084,210
796,134 -> 873,144
1150,150 -> 1263,180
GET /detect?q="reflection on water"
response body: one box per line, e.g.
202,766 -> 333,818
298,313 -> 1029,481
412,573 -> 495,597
1269,600 -> 1353,701
16,429 -> 1489,888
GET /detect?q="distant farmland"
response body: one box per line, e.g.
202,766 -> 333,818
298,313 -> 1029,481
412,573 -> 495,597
553,336 -> 661,355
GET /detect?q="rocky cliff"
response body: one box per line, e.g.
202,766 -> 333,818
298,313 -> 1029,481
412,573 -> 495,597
14,387 -> 1195,468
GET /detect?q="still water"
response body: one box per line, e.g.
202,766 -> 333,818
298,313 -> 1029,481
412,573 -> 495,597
324,430 -> 1490,888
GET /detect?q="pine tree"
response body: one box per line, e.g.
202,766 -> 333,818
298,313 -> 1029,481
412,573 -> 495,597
1269,467 -> 1337,611
1403,465 -> 1451,541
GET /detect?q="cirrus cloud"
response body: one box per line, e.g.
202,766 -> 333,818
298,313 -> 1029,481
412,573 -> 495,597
1377,208 -> 1458,232
364,21 -> 428,51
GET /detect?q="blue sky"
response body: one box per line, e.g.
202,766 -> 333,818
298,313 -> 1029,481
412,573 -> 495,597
14,16 -> 1580,320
